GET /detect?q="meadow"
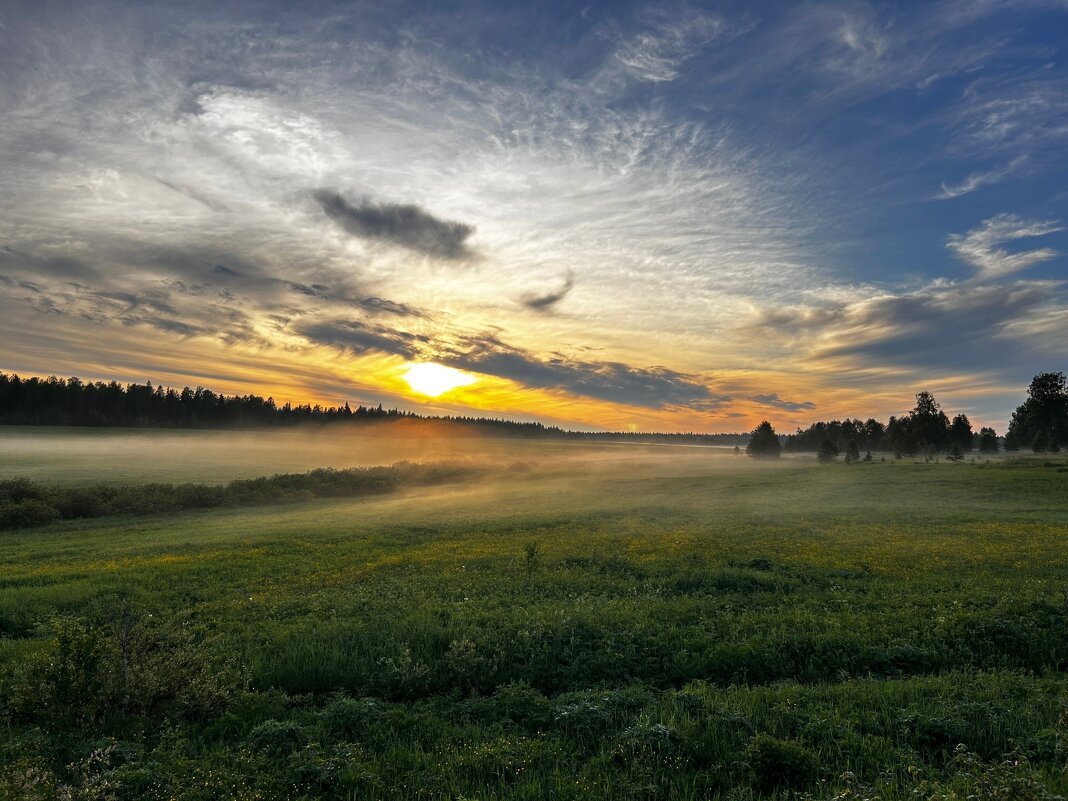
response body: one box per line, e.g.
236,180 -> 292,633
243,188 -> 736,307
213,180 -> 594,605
1,429 -> 1067,800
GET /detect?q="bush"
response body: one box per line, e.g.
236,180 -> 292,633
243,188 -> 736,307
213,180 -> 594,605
0,478 -> 43,502
745,734 -> 818,792
244,719 -> 307,755
0,500 -> 60,529
8,611 -> 239,726
0,463 -> 482,530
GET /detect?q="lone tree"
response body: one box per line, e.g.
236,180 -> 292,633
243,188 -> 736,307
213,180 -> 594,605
746,421 -> 782,458
949,414 -> 973,452
910,391 -> 950,452
817,439 -> 840,463
845,439 -> 860,463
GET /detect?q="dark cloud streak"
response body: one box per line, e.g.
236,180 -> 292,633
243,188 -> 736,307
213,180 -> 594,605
750,393 -> 816,412
314,190 -> 476,260
522,270 -> 575,312
293,318 -> 427,359
442,337 -> 726,409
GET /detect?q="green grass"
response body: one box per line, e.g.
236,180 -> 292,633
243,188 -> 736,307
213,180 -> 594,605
1,435 -> 1067,799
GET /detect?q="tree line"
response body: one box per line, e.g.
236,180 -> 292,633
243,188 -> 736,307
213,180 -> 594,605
746,372 -> 1068,459
0,372 -> 748,444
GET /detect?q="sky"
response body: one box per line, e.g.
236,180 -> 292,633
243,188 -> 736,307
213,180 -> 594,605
1,0 -> 1067,433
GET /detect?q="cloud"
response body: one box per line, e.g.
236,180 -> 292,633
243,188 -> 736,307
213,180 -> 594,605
442,337 -> 726,409
946,213 -> 1062,277
314,190 -> 476,260
611,5 -> 726,83
522,270 -> 574,312
292,318 -> 427,359
811,279 -> 1064,372
275,280 -> 427,317
750,393 -> 816,412
935,156 -> 1027,199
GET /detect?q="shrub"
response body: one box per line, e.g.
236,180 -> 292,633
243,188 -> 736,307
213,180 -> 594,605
0,478 -> 43,503
478,681 -> 552,733
244,719 -> 307,755
0,500 -> 60,529
745,734 -> 818,792
320,696 -> 385,740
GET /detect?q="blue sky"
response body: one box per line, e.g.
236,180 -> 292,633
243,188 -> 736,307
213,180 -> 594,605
0,0 -> 1066,431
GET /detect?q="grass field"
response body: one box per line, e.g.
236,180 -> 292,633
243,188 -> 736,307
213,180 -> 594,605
2,430 -> 1068,799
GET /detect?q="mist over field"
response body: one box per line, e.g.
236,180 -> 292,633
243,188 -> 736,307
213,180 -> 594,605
3,0 -> 1068,796
0,424 -> 747,486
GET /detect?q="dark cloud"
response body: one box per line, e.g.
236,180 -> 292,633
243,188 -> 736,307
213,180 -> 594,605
0,249 -> 100,281
352,296 -> 426,318
442,337 -> 727,409
293,318 -> 428,359
132,317 -> 206,337
750,393 -> 816,412
522,270 -> 575,312
275,280 -> 427,318
314,190 -> 476,260
815,281 -> 1066,381
213,264 -> 242,277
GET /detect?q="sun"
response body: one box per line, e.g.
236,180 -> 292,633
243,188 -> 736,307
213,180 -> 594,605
402,362 -> 477,397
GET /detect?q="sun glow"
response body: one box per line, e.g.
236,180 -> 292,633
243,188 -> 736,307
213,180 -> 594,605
402,362 -> 478,397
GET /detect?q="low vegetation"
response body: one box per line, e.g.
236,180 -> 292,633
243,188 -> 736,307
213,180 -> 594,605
0,463 -> 480,531
1,444 -> 1067,799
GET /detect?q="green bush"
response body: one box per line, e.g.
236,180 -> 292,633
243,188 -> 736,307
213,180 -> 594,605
0,499 -> 60,529
745,733 -> 818,792
244,719 -> 307,755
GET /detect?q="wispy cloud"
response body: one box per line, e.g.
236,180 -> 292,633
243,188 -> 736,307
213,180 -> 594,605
521,270 -> 574,312
750,393 -> 816,412
946,213 -> 1062,277
609,4 -> 726,83
935,155 -> 1027,199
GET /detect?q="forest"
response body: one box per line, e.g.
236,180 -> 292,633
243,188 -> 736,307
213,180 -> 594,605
0,373 -> 745,446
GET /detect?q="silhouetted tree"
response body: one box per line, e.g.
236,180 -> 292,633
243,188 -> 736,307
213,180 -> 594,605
977,427 -> 999,454
845,439 -> 860,463
1008,372 -> 1068,453
746,421 -> 782,458
948,414 -> 973,452
910,391 -> 950,452
817,439 -> 839,463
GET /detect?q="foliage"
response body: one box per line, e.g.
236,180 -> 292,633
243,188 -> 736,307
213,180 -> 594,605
0,462 -> 479,531
745,734 -> 818,792
747,421 -> 782,458
949,414 -> 974,452
978,427 -> 999,454
1008,372 -> 1068,453
818,439 -> 840,463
